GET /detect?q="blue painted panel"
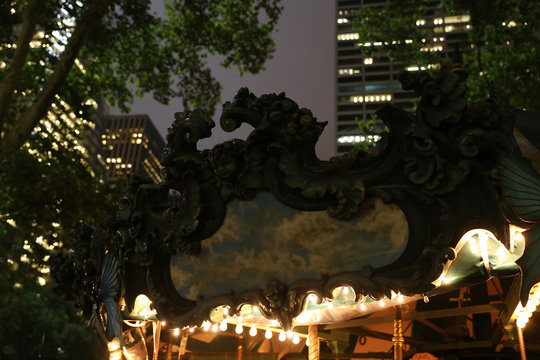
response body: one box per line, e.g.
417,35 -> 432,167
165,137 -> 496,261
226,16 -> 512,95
170,193 -> 408,300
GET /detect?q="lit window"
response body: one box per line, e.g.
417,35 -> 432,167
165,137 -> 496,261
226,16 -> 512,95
363,57 -> 373,65
337,18 -> 349,24
337,33 -> 359,41
444,15 -> 470,24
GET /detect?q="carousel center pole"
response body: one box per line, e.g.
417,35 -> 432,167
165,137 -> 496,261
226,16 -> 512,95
393,306 -> 404,360
308,325 -> 320,360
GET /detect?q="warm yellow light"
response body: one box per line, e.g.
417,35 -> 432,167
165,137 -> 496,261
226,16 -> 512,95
219,322 -> 228,331
189,327 -> 195,333
378,300 -> 385,307
173,328 -> 180,336
265,329 -> 273,339
397,294 -> 404,303
211,323 -> 219,332
278,332 -> 286,341
292,334 -> 300,344
517,317 -> 528,328
235,324 -> 243,334
360,303 -> 366,311
202,321 -> 211,331
249,326 -> 257,336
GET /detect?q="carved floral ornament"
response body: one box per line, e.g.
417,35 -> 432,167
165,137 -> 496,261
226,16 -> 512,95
52,69 -> 540,344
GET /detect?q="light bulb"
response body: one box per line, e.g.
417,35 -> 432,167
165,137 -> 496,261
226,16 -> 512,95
161,321 -> 166,326
249,326 -> 257,336
202,321 -> 211,331
513,232 -> 525,242
360,303 -> 366,311
211,323 -> 218,332
219,322 -> 228,331
173,328 -> 180,336
292,334 -> 300,344
279,332 -> 286,341
397,294 -> 404,303
287,330 -> 293,339
265,329 -> 273,339
517,317 -> 528,328
305,338 -> 310,346
189,327 -> 195,333
378,300 -> 385,307
235,324 -> 243,334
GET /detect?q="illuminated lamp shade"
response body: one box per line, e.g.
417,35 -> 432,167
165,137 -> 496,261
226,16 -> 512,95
129,294 -> 157,320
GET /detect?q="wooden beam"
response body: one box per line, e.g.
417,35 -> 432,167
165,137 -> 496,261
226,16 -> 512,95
322,303 -> 504,330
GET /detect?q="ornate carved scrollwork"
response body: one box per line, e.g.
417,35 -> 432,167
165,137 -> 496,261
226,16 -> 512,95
53,68 -> 526,331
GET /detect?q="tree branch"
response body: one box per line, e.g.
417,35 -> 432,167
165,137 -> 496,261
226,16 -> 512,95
0,0 -> 42,135
1,0 -> 111,157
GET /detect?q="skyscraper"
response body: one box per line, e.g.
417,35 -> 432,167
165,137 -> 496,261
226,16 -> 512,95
102,114 -> 165,183
335,0 -> 470,153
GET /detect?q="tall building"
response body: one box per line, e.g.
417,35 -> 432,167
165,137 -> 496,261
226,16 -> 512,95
102,114 -> 165,183
335,0 -> 471,153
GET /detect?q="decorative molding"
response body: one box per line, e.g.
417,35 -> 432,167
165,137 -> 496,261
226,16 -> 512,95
53,68 -> 534,331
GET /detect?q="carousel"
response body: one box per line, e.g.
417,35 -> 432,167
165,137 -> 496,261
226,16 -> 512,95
52,67 -> 540,360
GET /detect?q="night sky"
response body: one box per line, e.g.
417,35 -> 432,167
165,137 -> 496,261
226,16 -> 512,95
110,0 -> 336,159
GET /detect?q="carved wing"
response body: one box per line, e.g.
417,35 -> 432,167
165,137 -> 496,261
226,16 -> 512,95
499,153 -> 540,222
100,253 -> 123,345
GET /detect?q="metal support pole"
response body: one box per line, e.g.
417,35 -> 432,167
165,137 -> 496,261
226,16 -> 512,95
236,334 -> 244,360
177,330 -> 189,360
308,325 -> 320,360
516,323 -> 527,360
153,321 -> 162,360
393,306 -> 404,360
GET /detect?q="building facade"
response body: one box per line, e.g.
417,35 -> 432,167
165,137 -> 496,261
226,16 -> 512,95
335,0 -> 470,153
102,114 -> 165,183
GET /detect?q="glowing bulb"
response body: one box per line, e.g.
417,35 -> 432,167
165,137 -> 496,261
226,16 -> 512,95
397,294 -> 404,303
211,323 -> 218,332
360,303 -> 366,311
202,321 -> 211,331
292,334 -> 300,344
161,321 -> 166,326
219,322 -> 228,331
513,232 -> 525,242
279,332 -> 286,341
265,329 -> 273,339
249,326 -> 257,336
287,330 -> 293,339
235,324 -> 243,334
306,338 -> 310,346
173,328 -> 180,336
189,327 -> 195,333
517,317 -> 528,328
342,286 -> 350,295
327,301 -> 334,309
378,300 -> 385,307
